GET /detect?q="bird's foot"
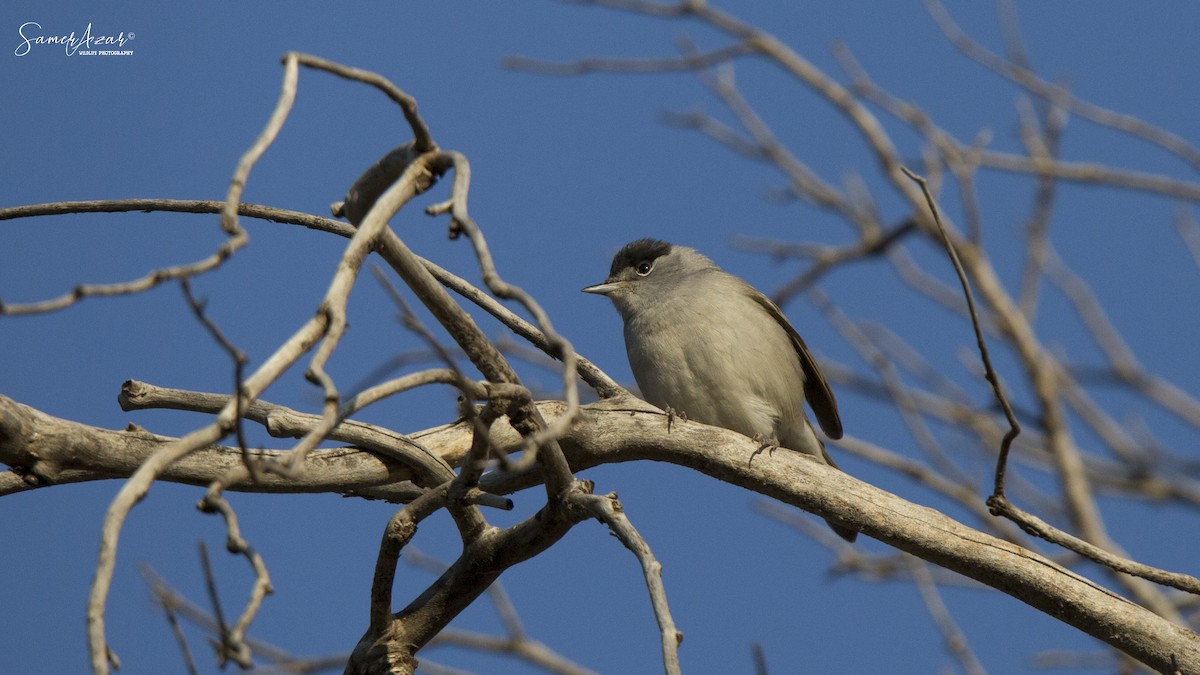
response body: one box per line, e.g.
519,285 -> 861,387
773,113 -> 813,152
749,433 -> 780,465
665,406 -> 688,433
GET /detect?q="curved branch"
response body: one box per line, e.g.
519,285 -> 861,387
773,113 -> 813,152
4,393 -> 1198,672
0,198 -> 620,396
477,399 -> 1200,675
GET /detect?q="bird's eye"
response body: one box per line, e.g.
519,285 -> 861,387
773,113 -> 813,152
636,261 -> 653,276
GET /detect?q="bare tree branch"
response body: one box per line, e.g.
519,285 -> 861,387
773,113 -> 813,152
9,391 -> 1200,671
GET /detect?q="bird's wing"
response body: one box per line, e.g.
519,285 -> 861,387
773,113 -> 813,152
746,288 -> 843,439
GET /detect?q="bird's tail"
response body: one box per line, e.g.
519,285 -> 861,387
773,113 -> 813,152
826,519 -> 858,543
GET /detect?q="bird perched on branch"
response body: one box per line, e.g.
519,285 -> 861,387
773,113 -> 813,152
583,238 -> 857,542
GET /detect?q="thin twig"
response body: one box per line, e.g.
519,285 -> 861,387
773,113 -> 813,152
571,491 -> 682,675
901,167 -> 1022,496
905,167 -> 1200,601
290,52 -> 435,153
142,564 -> 350,673
180,280 -> 257,483
0,197 -> 620,396
197,495 -> 274,668
925,0 -> 1200,172
425,151 -> 578,496
86,53 -> 311,675
907,558 -> 987,675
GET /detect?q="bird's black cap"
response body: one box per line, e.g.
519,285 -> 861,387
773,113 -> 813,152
609,238 -> 672,277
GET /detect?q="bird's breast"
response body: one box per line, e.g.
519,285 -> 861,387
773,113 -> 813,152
622,302 -> 804,441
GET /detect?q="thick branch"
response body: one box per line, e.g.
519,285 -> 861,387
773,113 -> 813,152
480,399 -> 1200,675
6,392 -> 1196,672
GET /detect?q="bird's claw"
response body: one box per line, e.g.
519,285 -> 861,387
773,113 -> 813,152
748,433 -> 780,466
665,406 -> 688,433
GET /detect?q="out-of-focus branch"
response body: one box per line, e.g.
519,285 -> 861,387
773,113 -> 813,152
908,558 -> 986,675
504,40 -> 755,75
143,564 -> 350,674
1177,208 -> 1200,270
406,549 -> 599,675
907,169 -> 1200,617
925,0 -> 1200,172
971,149 -> 1200,201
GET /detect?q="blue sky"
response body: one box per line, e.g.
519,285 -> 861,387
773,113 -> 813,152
3,2 -> 1199,674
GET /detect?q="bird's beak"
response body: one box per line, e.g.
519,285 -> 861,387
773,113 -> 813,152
581,280 -> 621,296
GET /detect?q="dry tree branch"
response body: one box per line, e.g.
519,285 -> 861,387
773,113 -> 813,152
6,388 -> 1200,671
426,629 -> 598,675
119,381 -> 461,488
831,435 -> 1028,544
231,151 -> 451,493
510,0 -> 926,218
1013,95 -> 1069,320
504,40 -> 755,75
0,198 -> 620,397
77,49 -> 502,675
86,52 -> 311,674
0,201 -> 259,314
1042,246 -> 1200,432
290,53 -> 435,154
925,0 -> 1200,172
160,578 -> 201,675
366,264 -> 497,564
6,384 -> 510,509
905,168 -> 1200,604
571,491 -> 681,675
756,499 -> 985,588
196,492 -> 275,668
180,280 -> 273,667
832,39 -> 991,244
663,53 -> 853,217
143,565 -> 351,673
1177,207 -> 1200,271
0,394 -> 417,500
898,157 -> 1181,616
363,178 -> 583,502
348,481 -> 598,672
808,289 -> 984,504
0,199 -> 358,235
424,152 -> 584,475
404,549 -> 600,675
753,221 -> 916,303
199,544 -> 230,665
899,169 -> 1023,498
369,486 -> 456,636
475,398 -> 1200,674
87,317 -> 330,674
907,558 -> 986,675
971,149 -> 1200,202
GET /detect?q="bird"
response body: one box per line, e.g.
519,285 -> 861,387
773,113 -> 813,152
583,238 -> 857,542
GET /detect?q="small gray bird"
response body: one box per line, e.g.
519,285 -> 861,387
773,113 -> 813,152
583,238 -> 857,542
